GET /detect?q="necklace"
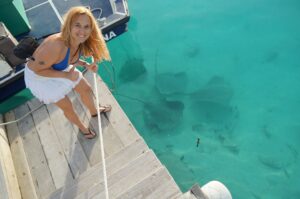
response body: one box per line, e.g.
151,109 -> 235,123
70,45 -> 80,64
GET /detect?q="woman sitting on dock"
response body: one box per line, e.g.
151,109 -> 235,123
24,6 -> 111,139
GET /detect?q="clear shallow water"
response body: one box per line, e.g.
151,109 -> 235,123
103,0 -> 300,198
1,0 -> 299,198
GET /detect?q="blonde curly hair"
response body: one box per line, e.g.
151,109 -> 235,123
61,6 -> 110,62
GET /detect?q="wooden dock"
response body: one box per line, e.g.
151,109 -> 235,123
0,71 -> 194,199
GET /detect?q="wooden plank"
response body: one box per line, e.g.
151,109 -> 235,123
14,103 -> 55,197
76,150 -> 162,199
69,91 -> 102,166
0,164 -> 9,199
4,111 -> 38,199
177,191 -> 197,199
173,192 -> 185,199
100,115 -> 124,155
85,72 -> 141,146
0,115 -> 22,199
74,138 -> 148,184
89,109 -> 124,157
115,167 -> 182,199
0,116 -> 10,199
27,99 -> 74,189
142,173 -> 182,199
47,138 -> 148,199
72,90 -> 125,157
46,103 -> 91,179
148,180 -> 182,199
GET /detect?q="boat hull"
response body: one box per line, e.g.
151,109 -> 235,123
0,0 -> 130,104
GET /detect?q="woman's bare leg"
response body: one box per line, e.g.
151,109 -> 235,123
74,78 -> 97,115
55,96 -> 95,138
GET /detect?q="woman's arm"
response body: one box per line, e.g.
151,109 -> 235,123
27,37 -> 78,81
34,67 -> 79,81
74,59 -> 98,73
73,59 -> 88,67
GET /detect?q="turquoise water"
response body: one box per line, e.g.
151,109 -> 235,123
1,0 -> 299,198
104,0 -> 300,198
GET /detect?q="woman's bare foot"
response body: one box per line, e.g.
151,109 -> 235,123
81,128 -> 96,139
91,105 -> 112,117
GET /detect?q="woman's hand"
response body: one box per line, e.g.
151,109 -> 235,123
86,62 -> 98,73
77,59 -> 98,73
67,65 -> 79,81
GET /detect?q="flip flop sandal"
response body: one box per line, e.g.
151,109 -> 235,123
92,105 -> 112,117
82,128 -> 97,139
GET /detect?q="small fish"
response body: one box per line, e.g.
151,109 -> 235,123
180,155 -> 185,161
196,138 -> 200,147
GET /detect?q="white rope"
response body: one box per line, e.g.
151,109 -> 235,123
0,104 -> 44,126
93,72 -> 109,199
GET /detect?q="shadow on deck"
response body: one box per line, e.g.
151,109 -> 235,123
1,71 -> 184,199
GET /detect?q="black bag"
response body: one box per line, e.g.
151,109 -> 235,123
0,22 -> 26,67
13,36 -> 39,60
13,32 -> 57,60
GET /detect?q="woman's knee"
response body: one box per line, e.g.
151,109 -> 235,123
76,79 -> 93,96
55,97 -> 75,114
63,105 -> 75,115
83,84 -> 92,93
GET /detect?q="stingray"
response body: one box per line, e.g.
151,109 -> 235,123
117,86 -> 184,132
190,75 -> 233,105
143,98 -> 184,132
189,76 -> 237,126
262,51 -> 279,64
118,58 -> 146,82
220,137 -> 240,155
153,49 -> 188,96
185,46 -> 200,58
258,155 -> 285,170
155,72 -> 188,95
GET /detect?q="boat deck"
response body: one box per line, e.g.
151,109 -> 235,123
2,71 -> 184,199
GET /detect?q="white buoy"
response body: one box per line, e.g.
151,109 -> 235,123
201,181 -> 232,199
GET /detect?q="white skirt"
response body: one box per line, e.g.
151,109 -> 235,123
24,64 -> 83,104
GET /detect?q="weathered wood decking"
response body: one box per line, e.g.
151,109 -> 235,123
1,71 -> 186,199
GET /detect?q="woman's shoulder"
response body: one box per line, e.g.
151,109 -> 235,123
41,33 -> 66,51
30,33 -> 67,66
33,33 -> 67,59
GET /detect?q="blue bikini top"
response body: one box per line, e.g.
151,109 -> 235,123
52,48 -> 70,71
52,47 -> 81,71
